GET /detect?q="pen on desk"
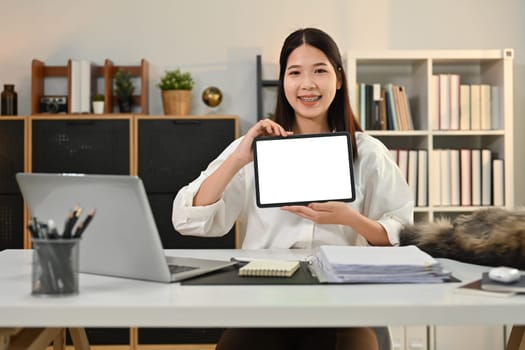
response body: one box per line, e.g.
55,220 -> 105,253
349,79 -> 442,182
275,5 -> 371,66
73,209 -> 96,238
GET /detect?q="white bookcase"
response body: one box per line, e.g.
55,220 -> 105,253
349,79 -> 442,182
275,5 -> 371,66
346,49 -> 514,222
346,49 -> 514,350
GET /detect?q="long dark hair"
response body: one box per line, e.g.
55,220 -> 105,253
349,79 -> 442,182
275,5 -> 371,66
273,27 -> 361,158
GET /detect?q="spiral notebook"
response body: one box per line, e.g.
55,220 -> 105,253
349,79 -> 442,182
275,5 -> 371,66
239,260 -> 301,278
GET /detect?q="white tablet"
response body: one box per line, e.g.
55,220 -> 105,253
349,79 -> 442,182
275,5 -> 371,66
253,132 -> 356,208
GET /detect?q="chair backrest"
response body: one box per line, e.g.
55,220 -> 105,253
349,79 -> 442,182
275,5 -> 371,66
374,327 -> 392,350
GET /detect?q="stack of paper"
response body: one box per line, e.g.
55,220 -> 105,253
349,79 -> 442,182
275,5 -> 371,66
311,245 -> 450,283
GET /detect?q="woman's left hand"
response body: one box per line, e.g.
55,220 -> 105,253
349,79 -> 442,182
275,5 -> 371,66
281,201 -> 355,225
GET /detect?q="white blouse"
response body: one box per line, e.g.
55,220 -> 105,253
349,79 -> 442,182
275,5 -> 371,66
172,132 -> 414,248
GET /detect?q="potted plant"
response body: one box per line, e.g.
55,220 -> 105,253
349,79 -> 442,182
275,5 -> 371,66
92,93 -> 105,114
157,68 -> 194,115
114,69 -> 135,113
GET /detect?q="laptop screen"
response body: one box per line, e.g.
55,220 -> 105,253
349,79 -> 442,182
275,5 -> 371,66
253,132 -> 356,208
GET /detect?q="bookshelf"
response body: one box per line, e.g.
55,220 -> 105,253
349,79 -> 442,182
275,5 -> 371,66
346,49 -> 514,350
346,49 -> 514,226
31,58 -> 149,115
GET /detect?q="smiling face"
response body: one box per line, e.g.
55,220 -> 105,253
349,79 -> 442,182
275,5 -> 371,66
283,44 -> 341,133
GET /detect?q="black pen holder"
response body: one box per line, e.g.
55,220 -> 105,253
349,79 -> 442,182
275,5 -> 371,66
31,238 -> 80,296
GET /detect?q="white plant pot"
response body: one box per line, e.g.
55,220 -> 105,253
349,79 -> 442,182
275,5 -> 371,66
92,101 -> 104,114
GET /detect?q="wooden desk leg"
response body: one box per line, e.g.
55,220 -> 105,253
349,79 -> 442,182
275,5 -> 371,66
68,328 -> 90,350
130,327 -> 138,350
507,326 -> 525,350
8,328 -> 62,350
52,329 -> 66,350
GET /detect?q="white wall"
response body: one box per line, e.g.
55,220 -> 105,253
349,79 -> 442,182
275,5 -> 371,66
1,0 -> 524,203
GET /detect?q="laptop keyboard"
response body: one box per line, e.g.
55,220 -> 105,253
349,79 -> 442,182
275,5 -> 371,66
169,264 -> 199,274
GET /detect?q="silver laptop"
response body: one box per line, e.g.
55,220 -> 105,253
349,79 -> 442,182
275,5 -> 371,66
16,173 -> 236,283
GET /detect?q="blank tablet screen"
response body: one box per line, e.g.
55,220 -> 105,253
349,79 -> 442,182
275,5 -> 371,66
253,132 -> 356,208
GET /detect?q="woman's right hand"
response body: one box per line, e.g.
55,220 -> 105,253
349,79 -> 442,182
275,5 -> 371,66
233,119 -> 291,166
193,119 -> 290,206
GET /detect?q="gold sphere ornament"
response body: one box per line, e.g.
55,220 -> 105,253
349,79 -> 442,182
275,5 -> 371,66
202,86 -> 222,108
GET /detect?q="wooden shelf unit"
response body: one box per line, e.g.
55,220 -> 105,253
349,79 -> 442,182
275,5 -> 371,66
31,59 -> 149,115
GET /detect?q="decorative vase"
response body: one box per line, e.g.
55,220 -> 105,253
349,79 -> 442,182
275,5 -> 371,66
117,96 -> 132,113
92,101 -> 104,114
161,90 -> 191,116
1,84 -> 17,116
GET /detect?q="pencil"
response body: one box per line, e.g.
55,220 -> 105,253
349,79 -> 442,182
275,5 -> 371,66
63,206 -> 82,238
73,209 -> 96,238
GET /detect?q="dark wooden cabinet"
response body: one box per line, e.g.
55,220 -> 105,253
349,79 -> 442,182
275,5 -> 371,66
0,118 -> 25,251
135,115 -> 239,347
135,115 -> 239,249
30,116 -> 132,175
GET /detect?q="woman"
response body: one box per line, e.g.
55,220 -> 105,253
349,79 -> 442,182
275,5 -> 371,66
173,27 -> 413,350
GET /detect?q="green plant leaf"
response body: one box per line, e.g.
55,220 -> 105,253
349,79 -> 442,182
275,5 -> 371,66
157,68 -> 194,90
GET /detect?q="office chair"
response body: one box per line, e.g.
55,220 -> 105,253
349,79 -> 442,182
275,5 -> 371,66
375,327 -> 392,350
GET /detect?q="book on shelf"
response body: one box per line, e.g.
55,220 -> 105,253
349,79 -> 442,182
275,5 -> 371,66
397,149 -> 409,181
459,84 -> 471,130
481,149 -> 492,205
385,89 -> 395,130
392,85 -> 404,130
470,84 -> 481,130
400,85 -> 414,130
480,84 -> 492,130
460,149 -> 472,206
493,159 -> 505,206
408,150 -> 418,204
385,84 -> 399,130
439,149 -> 451,206
239,260 -> 300,278
70,59 -> 94,113
450,149 -> 460,206
430,150 -> 441,206
471,149 -> 482,206
491,86 -> 501,129
439,74 -> 451,130
70,60 -> 81,113
371,83 -> 384,130
430,75 -> 440,130
449,74 -> 460,130
417,149 -> 428,207
378,88 -> 387,130
366,84 -> 375,130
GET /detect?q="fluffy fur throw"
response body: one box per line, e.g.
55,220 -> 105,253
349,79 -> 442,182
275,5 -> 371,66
399,208 -> 525,269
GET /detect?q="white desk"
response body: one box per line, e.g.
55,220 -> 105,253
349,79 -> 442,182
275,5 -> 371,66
0,248 -> 524,329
